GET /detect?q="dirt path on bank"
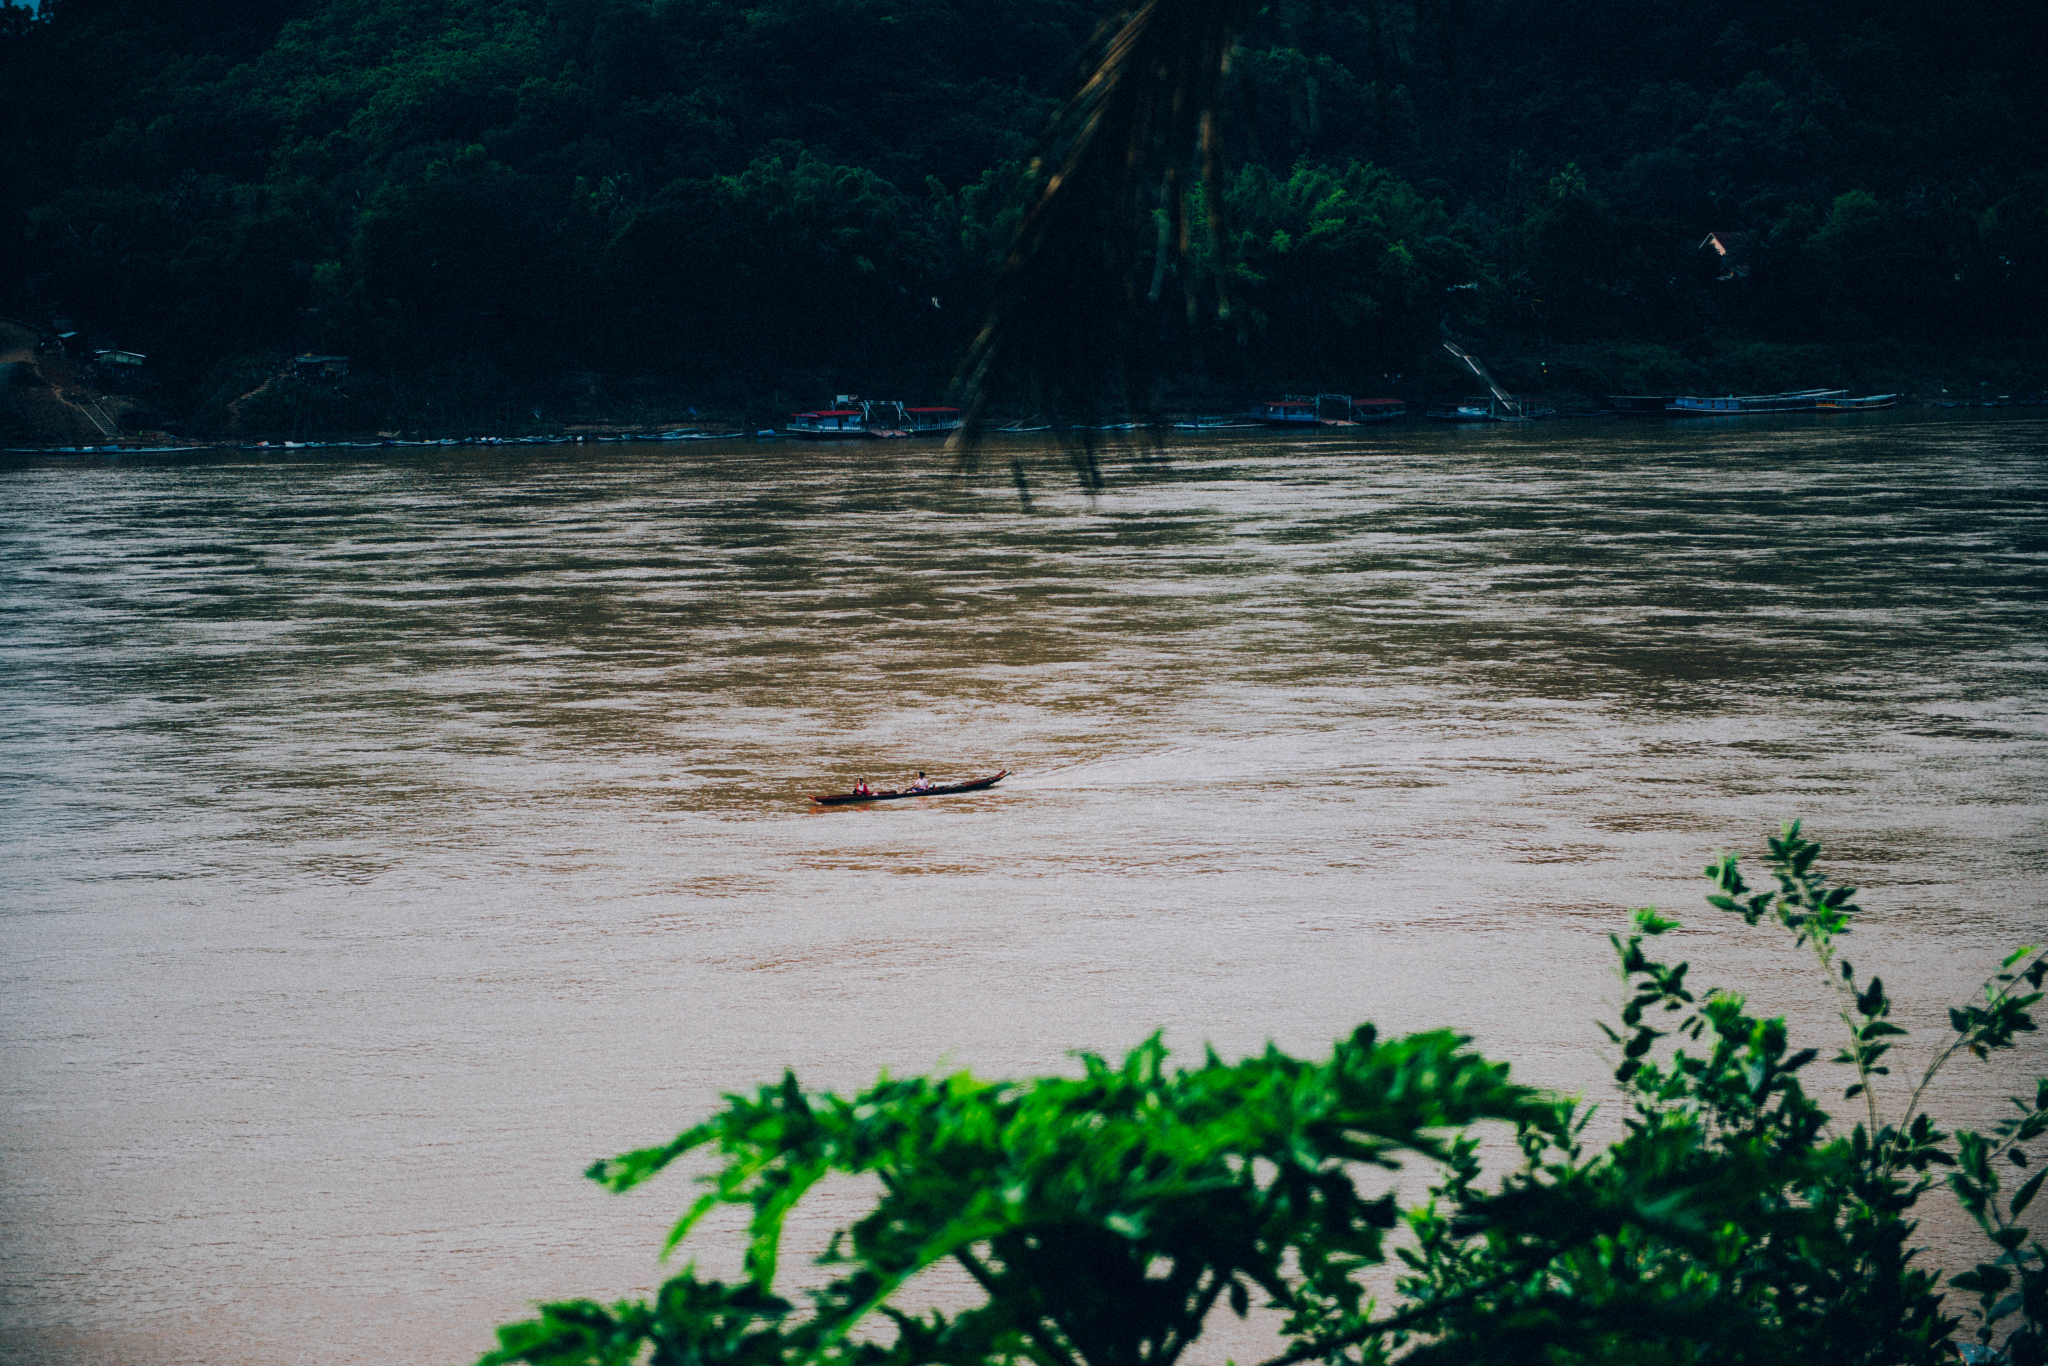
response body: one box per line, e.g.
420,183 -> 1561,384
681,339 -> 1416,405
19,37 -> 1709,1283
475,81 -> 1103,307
0,321 -> 123,442
0,319 -> 38,366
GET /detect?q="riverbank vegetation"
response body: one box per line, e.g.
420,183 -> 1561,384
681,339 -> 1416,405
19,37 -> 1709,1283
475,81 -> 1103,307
2,0 -> 2043,435
480,827 -> 2047,1366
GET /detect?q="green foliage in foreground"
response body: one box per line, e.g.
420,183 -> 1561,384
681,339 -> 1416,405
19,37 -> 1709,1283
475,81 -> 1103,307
483,826 -> 2048,1366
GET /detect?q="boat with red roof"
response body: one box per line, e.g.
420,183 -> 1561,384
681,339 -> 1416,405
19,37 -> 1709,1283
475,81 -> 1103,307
787,397 -> 960,439
788,406 -> 871,438
1254,396 -> 1322,426
903,406 -> 962,436
1254,393 -> 1407,426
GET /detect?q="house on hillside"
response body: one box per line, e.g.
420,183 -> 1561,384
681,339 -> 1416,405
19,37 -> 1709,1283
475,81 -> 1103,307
91,348 -> 149,391
1700,231 -> 1750,281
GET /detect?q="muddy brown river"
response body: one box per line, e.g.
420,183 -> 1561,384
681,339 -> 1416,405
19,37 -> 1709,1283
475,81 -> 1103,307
3,413 -> 2045,1365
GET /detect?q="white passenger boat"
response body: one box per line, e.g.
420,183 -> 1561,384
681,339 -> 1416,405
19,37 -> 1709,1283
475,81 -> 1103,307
787,407 -> 871,439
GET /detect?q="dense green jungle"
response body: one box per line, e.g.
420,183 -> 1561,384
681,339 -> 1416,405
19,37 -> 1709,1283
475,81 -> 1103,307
0,0 -> 2043,435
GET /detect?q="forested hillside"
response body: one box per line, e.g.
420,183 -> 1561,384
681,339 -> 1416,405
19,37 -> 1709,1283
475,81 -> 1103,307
1,0 -> 2042,434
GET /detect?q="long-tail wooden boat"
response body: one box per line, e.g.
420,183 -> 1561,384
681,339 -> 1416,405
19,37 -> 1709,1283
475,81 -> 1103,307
1666,389 -> 1846,415
811,770 -> 1009,805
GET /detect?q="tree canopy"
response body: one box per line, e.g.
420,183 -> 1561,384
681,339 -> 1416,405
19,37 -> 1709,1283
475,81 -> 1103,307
1,0 -> 2042,430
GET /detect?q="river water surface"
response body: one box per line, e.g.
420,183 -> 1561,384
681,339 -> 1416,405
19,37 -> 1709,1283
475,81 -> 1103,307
3,414 -> 2046,1365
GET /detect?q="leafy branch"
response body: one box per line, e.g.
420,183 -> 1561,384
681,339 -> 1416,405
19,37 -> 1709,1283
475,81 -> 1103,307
484,827 -> 2047,1366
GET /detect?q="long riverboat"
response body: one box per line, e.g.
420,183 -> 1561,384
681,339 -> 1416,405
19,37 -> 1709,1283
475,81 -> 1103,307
787,407 -> 871,438
811,770 -> 1009,805
786,399 -> 961,439
1254,393 -> 1405,426
1667,389 -> 1846,415
904,406 -> 962,436
1254,397 -> 1323,426
1347,398 -> 1407,423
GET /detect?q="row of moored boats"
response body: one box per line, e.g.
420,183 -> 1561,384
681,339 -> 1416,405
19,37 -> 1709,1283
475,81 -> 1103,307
1,430 -> 762,455
1245,389 -> 1904,425
1606,389 -> 1899,417
5,387 -> 1987,457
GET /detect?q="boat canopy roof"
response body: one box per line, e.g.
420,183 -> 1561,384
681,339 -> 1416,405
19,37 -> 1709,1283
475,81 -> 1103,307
794,409 -> 863,417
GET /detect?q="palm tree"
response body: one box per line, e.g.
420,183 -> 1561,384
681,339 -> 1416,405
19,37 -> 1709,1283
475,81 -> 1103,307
950,0 -> 1253,469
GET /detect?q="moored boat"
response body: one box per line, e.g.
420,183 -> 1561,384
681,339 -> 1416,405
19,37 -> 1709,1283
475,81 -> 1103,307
904,406 -> 962,436
811,770 -> 1009,805
788,396 -> 925,438
788,407 -> 870,438
859,400 -> 910,437
1255,393 -> 1402,426
1817,394 -> 1898,411
1347,398 -> 1406,423
1667,389 -> 1846,415
1426,394 -> 1530,422
1253,397 -> 1322,426
1175,416 -> 1263,430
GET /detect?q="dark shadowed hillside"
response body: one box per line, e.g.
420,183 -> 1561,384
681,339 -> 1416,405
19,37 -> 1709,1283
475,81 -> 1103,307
1,0 -> 2041,434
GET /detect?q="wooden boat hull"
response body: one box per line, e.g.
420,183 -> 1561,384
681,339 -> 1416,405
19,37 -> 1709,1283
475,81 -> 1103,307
1667,389 -> 1846,415
811,770 -> 1009,805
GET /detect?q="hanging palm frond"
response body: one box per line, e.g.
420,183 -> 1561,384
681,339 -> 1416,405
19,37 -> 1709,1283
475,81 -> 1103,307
949,0 -> 1253,465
